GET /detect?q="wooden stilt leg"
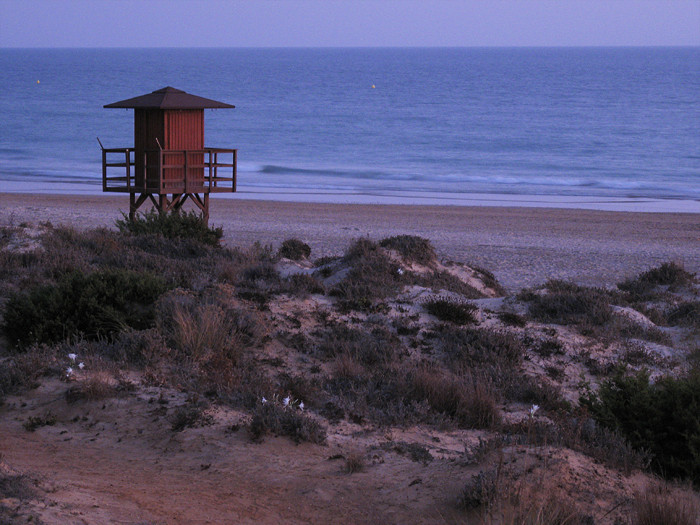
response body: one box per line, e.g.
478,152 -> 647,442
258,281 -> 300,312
129,193 -> 136,221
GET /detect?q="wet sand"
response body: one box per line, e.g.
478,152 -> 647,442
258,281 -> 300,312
1,192 -> 698,292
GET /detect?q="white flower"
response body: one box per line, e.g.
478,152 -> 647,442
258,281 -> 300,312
78,362 -> 85,370
66,367 -> 73,376
67,353 -> 77,361
261,396 -> 268,404
397,268 -> 404,275
529,404 -> 540,417
283,396 -> 291,407
299,401 -> 305,411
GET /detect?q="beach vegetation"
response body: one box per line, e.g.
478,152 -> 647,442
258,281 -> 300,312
378,235 -> 436,265
628,484 -> 700,525
343,450 -> 366,474
2,269 -> 168,349
580,366 -> 700,485
497,311 -> 527,327
277,238 -> 311,260
278,273 -> 325,297
330,239 -> 404,311
527,280 -> 614,326
436,326 -> 524,371
316,323 -> 399,366
618,261 -> 695,298
22,412 -> 57,432
423,296 -> 478,325
471,265 -> 505,295
115,209 -> 223,246
2,221 -> 700,521
666,301 -> 700,329
412,269 -> 486,299
249,398 -> 326,444
170,402 -> 210,432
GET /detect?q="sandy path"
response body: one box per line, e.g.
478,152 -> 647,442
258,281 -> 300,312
1,193 -> 698,291
0,380 -> 466,524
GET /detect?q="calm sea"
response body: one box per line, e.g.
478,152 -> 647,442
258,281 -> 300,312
1,47 -> 698,200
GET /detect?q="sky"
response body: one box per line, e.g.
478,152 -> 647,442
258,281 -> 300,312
1,0 -> 699,48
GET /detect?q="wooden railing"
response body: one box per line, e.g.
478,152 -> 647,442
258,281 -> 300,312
101,147 -> 237,194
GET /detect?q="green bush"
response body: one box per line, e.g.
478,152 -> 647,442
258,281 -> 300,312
581,367 -> 700,485
527,281 -> 613,326
3,269 -> 168,349
498,311 -> 527,327
277,238 -> 311,260
666,301 -> 700,329
249,401 -> 326,444
619,262 -> 694,292
330,239 -> 404,311
379,235 -> 436,265
116,210 -> 223,246
423,296 -> 477,325
437,327 -> 524,369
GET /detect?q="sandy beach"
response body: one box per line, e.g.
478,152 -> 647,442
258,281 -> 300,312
1,192 -> 698,292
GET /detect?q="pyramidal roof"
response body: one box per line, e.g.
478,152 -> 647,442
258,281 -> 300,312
104,87 -> 235,109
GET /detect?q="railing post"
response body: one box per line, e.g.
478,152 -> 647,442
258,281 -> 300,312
233,149 -> 237,192
102,149 -> 107,191
208,149 -> 214,189
125,149 -> 131,190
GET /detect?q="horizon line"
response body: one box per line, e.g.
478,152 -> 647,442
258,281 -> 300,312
3,44 -> 699,50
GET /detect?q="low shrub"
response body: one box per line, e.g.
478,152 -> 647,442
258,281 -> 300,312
331,239 -> 403,311
279,274 -> 325,297
170,404 -> 209,432
23,412 -> 56,432
407,365 -> 500,428
498,311 -> 527,327
412,270 -> 485,299
534,338 -> 564,357
389,442 -> 433,464
581,367 -> 700,485
0,471 -> 37,502
459,470 -> 498,511
471,266 -> 505,295
249,401 -> 326,444
666,301 -> 700,329
65,373 -> 117,402
436,327 -> 525,370
316,324 -> 399,367
241,262 -> 280,284
423,297 -> 477,325
277,238 -> 311,260
629,484 -> 700,525
116,210 -> 223,246
342,237 -> 380,263
343,451 -> 366,474
527,281 -> 613,326
618,262 -> 695,297
3,269 -> 169,349
0,348 -> 53,403
379,235 -> 436,265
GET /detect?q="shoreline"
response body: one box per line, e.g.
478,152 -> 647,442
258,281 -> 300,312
1,181 -> 699,213
1,192 -> 699,292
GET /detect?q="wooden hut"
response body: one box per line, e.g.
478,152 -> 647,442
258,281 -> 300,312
101,87 -> 236,223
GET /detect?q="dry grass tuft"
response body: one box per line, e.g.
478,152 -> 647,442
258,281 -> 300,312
378,235 -> 436,265
343,450 -> 366,474
628,483 -> 700,525
423,296 -> 478,325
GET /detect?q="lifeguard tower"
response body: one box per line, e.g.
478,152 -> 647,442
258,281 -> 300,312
100,87 -> 236,224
